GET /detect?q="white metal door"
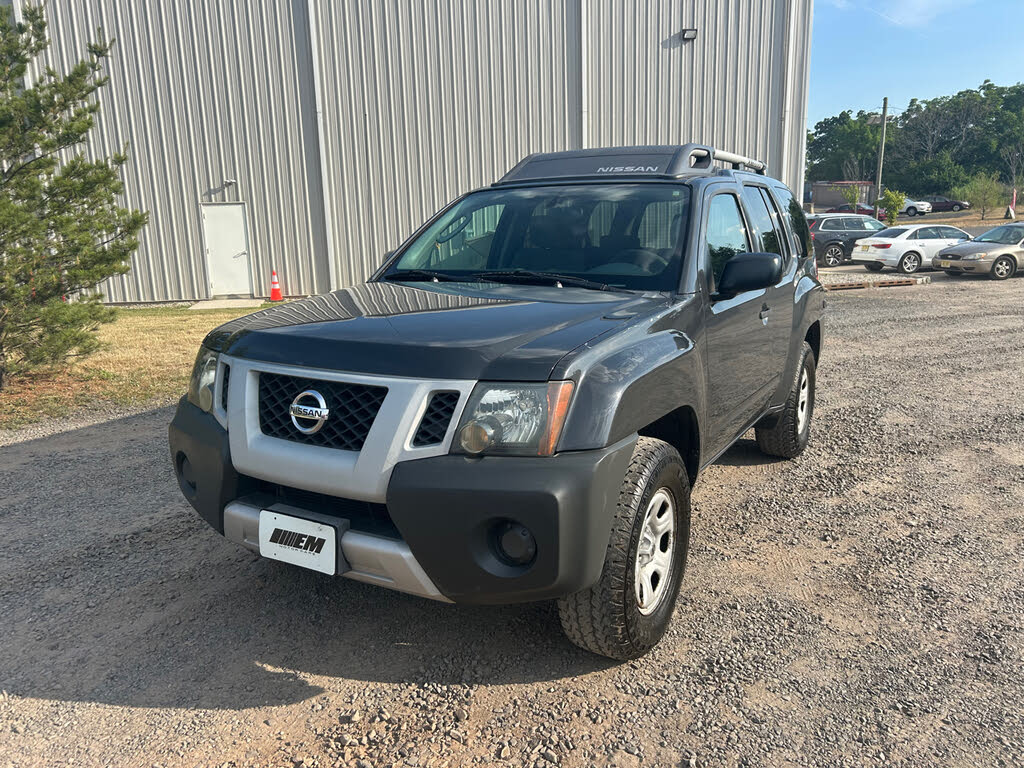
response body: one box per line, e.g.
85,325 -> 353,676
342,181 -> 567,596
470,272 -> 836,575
201,203 -> 253,297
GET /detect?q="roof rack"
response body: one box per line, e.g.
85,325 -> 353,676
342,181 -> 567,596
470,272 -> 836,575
671,144 -> 767,175
494,143 -> 767,186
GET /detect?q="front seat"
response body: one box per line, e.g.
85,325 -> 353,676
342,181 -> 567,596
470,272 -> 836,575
516,209 -> 589,272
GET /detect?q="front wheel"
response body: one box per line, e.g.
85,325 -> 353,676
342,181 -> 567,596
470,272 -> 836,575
558,437 -> 690,660
898,252 -> 922,274
952,204 -> 962,212
823,244 -> 844,267
755,342 -> 816,459
991,256 -> 1016,280
906,206 -> 917,216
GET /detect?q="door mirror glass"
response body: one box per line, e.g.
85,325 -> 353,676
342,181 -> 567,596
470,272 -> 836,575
715,252 -> 783,298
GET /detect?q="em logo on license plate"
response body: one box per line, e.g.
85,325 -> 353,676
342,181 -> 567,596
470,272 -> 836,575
259,510 -> 337,575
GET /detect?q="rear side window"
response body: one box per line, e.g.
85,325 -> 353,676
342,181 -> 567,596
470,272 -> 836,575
876,227 -> 907,239
771,186 -> 810,258
705,194 -> 751,287
741,185 -> 784,257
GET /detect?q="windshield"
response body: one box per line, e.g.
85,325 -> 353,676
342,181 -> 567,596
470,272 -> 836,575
875,228 -> 907,239
975,226 -> 1024,245
383,184 -> 692,291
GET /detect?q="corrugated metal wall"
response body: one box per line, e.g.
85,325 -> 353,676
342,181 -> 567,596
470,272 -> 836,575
309,0 -> 583,289
311,0 -> 811,289
583,0 -> 811,191
28,0 -> 329,302
28,0 -> 811,301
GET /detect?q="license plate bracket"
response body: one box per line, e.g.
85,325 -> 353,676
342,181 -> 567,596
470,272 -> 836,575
259,508 -> 343,575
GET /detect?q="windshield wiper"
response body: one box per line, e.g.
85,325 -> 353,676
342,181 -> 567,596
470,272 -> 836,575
381,269 -> 463,283
471,270 -> 611,291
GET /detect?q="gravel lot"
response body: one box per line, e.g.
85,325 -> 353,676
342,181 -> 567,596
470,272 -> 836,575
1,276 -> 1023,768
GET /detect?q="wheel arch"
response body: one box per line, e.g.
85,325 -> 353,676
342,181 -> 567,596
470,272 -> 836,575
637,405 -> 701,487
805,321 -> 821,364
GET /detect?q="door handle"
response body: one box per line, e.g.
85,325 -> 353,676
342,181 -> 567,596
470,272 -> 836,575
759,303 -> 771,322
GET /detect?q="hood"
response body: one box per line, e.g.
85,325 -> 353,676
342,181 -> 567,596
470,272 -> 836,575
938,241 -> 1002,256
204,280 -> 670,381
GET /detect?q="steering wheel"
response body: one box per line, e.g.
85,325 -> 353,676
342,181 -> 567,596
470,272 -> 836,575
617,248 -> 669,273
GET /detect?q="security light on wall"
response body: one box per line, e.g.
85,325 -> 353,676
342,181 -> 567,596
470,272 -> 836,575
681,28 -> 698,41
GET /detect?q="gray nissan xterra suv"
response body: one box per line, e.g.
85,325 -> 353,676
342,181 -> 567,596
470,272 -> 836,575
169,144 -> 824,660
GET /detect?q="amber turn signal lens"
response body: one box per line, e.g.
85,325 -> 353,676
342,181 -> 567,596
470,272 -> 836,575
539,380 -> 574,456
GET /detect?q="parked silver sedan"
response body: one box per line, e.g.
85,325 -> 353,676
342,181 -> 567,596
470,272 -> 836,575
933,224 -> 1024,280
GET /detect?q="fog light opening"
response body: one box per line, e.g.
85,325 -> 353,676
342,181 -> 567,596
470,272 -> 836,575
176,452 -> 198,499
493,520 -> 537,566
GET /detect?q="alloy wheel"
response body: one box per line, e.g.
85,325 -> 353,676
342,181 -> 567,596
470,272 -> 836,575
634,489 -> 675,616
796,368 -> 811,434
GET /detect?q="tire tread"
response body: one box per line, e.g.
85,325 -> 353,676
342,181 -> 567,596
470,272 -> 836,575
558,437 -> 689,660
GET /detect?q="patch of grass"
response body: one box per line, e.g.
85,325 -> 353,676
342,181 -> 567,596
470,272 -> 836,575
0,305 -> 263,430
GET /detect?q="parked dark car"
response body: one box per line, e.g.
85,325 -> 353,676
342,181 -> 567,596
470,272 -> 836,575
169,143 -> 825,660
824,203 -> 881,218
922,195 -> 970,213
808,213 -> 888,266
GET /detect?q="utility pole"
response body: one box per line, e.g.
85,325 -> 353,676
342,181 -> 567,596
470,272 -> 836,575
874,97 -> 888,218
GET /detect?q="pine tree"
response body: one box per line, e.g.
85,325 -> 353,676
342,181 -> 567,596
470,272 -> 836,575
0,5 -> 147,390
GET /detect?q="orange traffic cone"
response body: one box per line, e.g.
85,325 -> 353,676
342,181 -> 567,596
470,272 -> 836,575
269,269 -> 283,302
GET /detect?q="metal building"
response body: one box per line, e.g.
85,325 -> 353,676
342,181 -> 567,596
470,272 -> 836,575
21,0 -> 813,303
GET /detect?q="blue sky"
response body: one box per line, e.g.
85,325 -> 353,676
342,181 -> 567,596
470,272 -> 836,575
808,0 -> 1024,129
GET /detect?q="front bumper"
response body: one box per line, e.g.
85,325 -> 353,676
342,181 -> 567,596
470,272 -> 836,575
932,257 -> 991,273
169,397 -> 635,605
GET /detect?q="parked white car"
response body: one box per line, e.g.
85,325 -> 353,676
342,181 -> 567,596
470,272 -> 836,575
900,199 -> 932,216
851,224 -> 971,274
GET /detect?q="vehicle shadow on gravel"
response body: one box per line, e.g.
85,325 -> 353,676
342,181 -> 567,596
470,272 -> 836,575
0,408 -> 615,712
714,437 -> 787,468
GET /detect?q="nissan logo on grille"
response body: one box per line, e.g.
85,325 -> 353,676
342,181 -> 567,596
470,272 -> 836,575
289,389 -> 330,434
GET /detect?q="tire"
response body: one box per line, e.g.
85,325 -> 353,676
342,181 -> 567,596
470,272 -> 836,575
952,204 -> 961,212
906,206 -> 917,216
755,342 -> 816,459
898,252 -> 922,274
558,437 -> 691,661
865,262 -> 884,272
823,244 -> 844,267
991,256 -> 1016,281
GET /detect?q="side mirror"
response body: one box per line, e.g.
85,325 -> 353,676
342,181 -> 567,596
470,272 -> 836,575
715,252 -> 783,298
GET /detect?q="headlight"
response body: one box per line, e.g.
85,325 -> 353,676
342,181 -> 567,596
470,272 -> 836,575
962,253 -> 985,261
454,381 -> 574,457
187,347 -> 220,412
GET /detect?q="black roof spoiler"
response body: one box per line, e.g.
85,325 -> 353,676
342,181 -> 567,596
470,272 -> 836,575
494,144 -> 767,186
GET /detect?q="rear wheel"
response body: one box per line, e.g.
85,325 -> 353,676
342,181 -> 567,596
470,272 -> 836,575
898,252 -> 922,274
756,342 -> 816,459
991,256 -> 1016,281
558,437 -> 690,660
865,262 -> 884,272
823,244 -> 844,267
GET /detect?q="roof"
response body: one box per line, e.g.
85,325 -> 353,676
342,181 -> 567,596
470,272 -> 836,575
494,144 -> 767,186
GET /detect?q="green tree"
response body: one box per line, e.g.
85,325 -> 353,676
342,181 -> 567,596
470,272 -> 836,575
953,172 -> 1006,220
885,151 -> 968,197
807,111 -> 883,182
878,189 -> 906,226
0,5 -> 146,390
